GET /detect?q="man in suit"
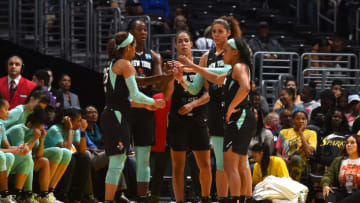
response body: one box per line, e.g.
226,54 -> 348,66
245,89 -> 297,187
58,74 -> 80,109
0,55 -> 37,109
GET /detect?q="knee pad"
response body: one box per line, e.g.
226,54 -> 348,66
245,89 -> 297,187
60,148 -> 72,165
0,151 -> 6,172
212,136 -> 224,171
246,156 -> 249,169
135,146 -> 151,182
17,154 -> 33,175
23,159 -> 34,192
105,154 -> 127,185
44,147 -> 63,164
5,153 -> 15,175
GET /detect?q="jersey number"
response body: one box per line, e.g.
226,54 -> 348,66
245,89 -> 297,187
103,66 -> 110,93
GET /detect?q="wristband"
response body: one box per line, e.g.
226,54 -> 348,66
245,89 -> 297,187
81,131 -> 86,137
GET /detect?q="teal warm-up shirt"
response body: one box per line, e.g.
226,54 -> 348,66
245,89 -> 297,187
3,105 -> 30,129
6,124 -> 39,151
44,124 -> 80,148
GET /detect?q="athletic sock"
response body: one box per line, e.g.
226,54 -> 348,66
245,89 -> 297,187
201,196 -> 212,203
0,190 -> 9,198
239,195 -> 245,203
48,188 -> 55,193
40,191 -> 49,198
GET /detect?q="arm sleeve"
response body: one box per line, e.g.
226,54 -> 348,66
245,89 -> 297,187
183,66 -> 231,95
125,74 -> 155,105
183,73 -> 205,95
3,108 -> 22,129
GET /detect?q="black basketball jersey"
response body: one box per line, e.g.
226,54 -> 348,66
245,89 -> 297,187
103,58 -> 131,116
131,49 -> 153,96
224,68 -> 250,122
169,58 -> 206,120
207,48 -> 226,136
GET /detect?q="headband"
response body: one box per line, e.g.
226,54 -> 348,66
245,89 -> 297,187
117,33 -> 134,49
227,38 -> 237,49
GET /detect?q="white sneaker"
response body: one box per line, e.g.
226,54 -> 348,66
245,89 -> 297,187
48,193 -> 63,203
0,195 -> 17,203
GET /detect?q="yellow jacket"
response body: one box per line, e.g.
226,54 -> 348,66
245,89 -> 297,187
253,156 -> 290,186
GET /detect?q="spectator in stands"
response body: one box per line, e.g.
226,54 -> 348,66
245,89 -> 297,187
311,90 -> 337,128
195,26 -> 216,50
311,39 -> 333,68
273,78 -> 302,111
279,109 -> 293,130
251,143 -> 289,186
125,0 -> 143,16
46,69 -> 62,109
250,90 -> 269,116
32,69 -> 56,108
297,86 -> 320,118
172,15 -> 191,35
264,112 -> 280,138
250,80 -> 269,116
274,88 -> 304,116
110,0 -> 126,12
345,94 -> 360,129
276,111 -> 317,182
316,109 -> 349,171
248,107 -> 274,164
140,0 -> 170,18
331,79 -> 342,100
248,21 -> 284,55
58,74 -> 80,109
321,135 -> 360,202
338,90 -> 350,114
84,106 -> 103,149
0,55 -> 37,109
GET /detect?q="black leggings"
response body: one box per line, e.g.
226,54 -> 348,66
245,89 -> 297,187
55,152 -> 92,201
150,150 -> 171,197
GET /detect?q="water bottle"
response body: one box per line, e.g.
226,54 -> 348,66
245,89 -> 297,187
345,174 -> 354,193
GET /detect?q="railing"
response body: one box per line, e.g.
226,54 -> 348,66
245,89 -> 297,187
38,0 -> 65,57
94,7 -> 121,72
253,51 -> 299,81
191,49 -> 210,62
301,68 -> 360,93
13,0 -> 40,49
151,34 -> 177,60
317,0 -> 337,32
0,0 -> 10,40
299,52 -> 358,88
64,0 -> 93,67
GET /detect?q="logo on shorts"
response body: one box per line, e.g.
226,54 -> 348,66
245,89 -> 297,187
117,141 -> 124,151
225,141 -> 232,149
